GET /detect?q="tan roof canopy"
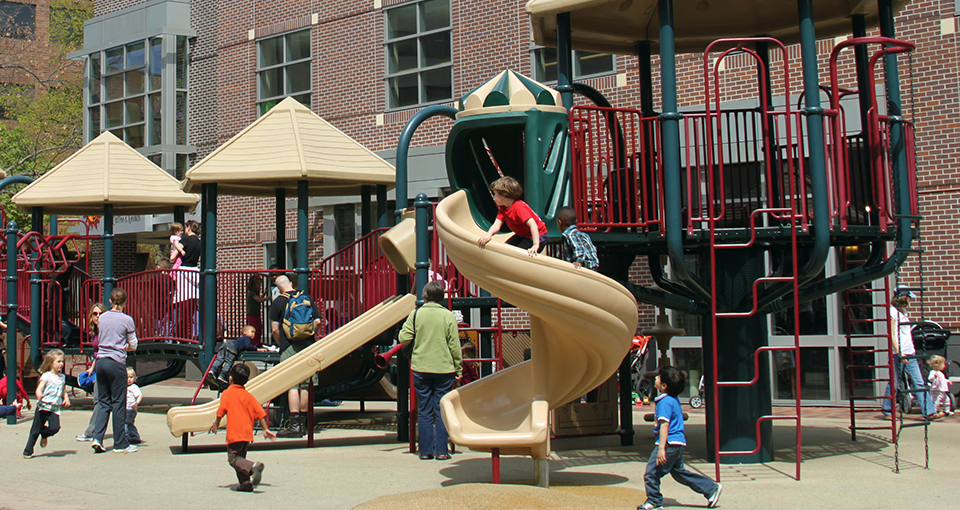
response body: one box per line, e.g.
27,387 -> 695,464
12,131 -> 200,215
526,0 -> 909,55
182,97 -> 396,197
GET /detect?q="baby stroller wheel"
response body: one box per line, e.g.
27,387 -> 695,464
689,395 -> 704,409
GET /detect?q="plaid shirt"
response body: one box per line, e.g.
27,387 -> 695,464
561,225 -> 599,271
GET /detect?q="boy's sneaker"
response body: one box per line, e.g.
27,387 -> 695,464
237,481 -> 254,492
76,434 -> 93,442
40,437 -> 47,448
638,502 -> 663,510
91,440 -> 105,453
115,444 -> 138,454
251,462 -> 265,486
707,483 -> 723,508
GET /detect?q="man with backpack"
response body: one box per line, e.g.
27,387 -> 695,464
269,276 -> 323,438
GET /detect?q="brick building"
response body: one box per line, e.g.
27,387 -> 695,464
72,0 -> 960,404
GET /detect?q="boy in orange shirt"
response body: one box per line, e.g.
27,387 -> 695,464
209,363 -> 276,492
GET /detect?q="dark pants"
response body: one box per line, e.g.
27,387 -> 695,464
125,409 -> 141,443
506,233 -> 548,253
228,441 -> 255,484
93,357 -> 129,449
643,444 -> 717,506
23,409 -> 60,456
413,371 -> 456,456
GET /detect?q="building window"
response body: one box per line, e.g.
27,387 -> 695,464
87,35 -> 189,152
0,83 -> 33,120
257,29 -> 311,116
0,1 -> 35,40
384,0 -> 452,110
334,204 -> 357,251
532,47 -> 615,83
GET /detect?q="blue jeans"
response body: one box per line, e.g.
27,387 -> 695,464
883,356 -> 936,416
413,371 -> 456,456
643,444 -> 717,506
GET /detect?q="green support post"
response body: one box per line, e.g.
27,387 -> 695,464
878,0 -> 912,245
102,204 -> 114,303
297,180 -> 309,292
30,207 -> 43,371
556,13 -> 573,110
376,185 -> 389,228
202,183 -> 218,369
361,185 -> 372,235
414,193 -> 431,306
5,221 -> 17,425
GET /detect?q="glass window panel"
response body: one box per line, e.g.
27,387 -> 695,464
126,42 -> 145,67
150,38 -> 163,91
90,54 -> 102,104
109,128 -> 123,139
772,259 -> 827,335
388,39 -> 418,74
386,4 -> 417,39
126,125 -> 144,148
840,347 -> 877,400
126,69 -> 145,95
89,107 -> 100,137
421,67 -> 451,103
420,32 -> 450,68
260,36 -> 282,67
575,51 -> 614,78
259,67 -> 282,99
125,97 -> 143,124
176,91 -> 186,145
104,74 -> 124,101
176,36 -> 187,89
150,94 -> 161,146
286,30 -> 310,61
672,348 -> 704,398
774,348 -> 830,400
388,74 -> 418,109
420,0 -> 450,31
0,1 -> 35,39
104,102 -> 123,128
147,154 -> 161,167
286,62 -> 310,94
258,99 -> 280,116
176,154 -> 190,180
535,48 -> 558,83
292,93 -> 310,110
90,76 -> 101,105
105,47 -> 124,73
91,54 -> 102,80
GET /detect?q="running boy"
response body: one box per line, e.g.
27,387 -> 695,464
556,206 -> 599,271
478,176 -> 548,256
639,366 -> 722,510
210,363 -> 276,492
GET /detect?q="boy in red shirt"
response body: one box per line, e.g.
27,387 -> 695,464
477,176 -> 548,256
209,363 -> 276,492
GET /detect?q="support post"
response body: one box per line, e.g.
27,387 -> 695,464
878,0 -> 911,239
361,185 -> 372,235
492,448 -> 501,484
173,206 -> 185,227
376,185 -> 389,228
534,458 -> 550,488
102,204 -> 115,303
296,180 -> 309,292
5,221 -> 17,425
307,376 -> 315,448
30,207 -> 42,369
556,13 -> 573,110
202,184 -> 218,369
275,188 -> 286,269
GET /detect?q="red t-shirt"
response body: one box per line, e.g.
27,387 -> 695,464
216,384 -> 266,444
496,200 -> 547,239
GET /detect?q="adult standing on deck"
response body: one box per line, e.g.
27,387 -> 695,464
174,220 -> 202,339
91,288 -> 138,453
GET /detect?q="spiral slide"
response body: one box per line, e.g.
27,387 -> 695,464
436,190 -> 638,459
166,293 -> 416,437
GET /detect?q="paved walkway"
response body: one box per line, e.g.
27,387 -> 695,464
1,380 -> 957,509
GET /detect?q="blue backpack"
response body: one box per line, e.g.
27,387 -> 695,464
281,291 -> 317,341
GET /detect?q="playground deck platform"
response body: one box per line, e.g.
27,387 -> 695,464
1,379 -> 957,510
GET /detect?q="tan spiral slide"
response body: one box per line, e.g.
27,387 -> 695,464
435,190 -> 638,459
166,293 -> 416,437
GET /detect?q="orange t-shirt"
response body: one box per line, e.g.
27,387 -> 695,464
216,384 -> 266,444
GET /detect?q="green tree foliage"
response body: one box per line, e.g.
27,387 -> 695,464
0,0 -> 93,230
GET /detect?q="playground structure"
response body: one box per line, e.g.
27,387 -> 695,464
1,0 -> 931,485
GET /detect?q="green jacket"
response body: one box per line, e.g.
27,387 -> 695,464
398,302 -> 462,375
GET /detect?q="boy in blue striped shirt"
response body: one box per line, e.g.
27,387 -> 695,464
639,366 -> 722,510
556,206 -> 599,271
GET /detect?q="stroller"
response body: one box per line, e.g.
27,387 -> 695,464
689,375 -> 705,409
898,321 -> 953,414
629,335 -> 653,401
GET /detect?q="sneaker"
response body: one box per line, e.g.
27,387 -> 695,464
237,481 -> 254,492
251,462 -> 265,486
40,437 -> 47,448
22,454 -> 31,459
92,440 -> 105,453
707,483 -> 723,508
76,434 -> 93,442
114,444 -> 138,454
638,502 -> 663,510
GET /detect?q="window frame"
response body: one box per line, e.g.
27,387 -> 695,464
383,0 -> 453,111
256,28 -> 312,116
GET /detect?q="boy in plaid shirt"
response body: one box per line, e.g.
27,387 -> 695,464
557,206 -> 599,271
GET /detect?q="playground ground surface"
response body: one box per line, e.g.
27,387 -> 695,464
1,379 -> 958,510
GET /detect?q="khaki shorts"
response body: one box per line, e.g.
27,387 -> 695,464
280,340 -> 319,389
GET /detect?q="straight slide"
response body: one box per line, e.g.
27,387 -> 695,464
166,294 -> 416,437
436,190 -> 638,459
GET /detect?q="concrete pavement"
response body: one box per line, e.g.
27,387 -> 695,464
1,380 -> 958,509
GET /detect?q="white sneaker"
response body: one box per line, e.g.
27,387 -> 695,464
638,502 -> 663,510
116,444 -> 138,454
91,440 -> 105,453
707,483 -> 723,508
76,434 -> 93,442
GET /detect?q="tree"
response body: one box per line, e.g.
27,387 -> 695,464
0,0 -> 93,230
